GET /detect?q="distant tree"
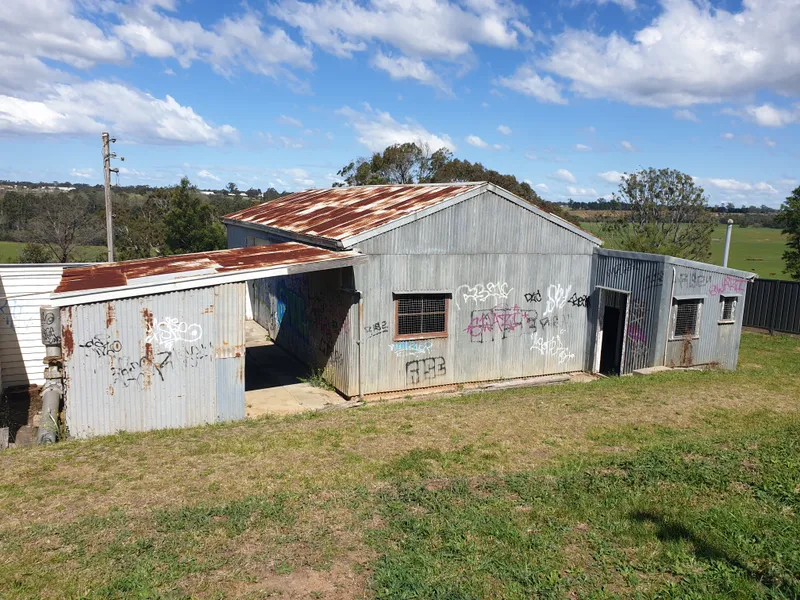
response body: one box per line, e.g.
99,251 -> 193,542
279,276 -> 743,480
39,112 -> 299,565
776,185 -> 800,280
165,178 -> 226,254
18,243 -> 52,263
1,191 -> 35,231
245,187 -> 261,199
24,192 -> 98,262
602,168 -> 716,261
115,190 -> 170,260
225,182 -> 239,196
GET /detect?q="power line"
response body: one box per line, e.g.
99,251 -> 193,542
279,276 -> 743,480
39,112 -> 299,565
101,132 -> 124,263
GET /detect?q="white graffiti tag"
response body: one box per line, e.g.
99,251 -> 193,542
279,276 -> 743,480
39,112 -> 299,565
146,318 -> 203,350
454,282 -> 513,309
530,329 -> 575,365
544,283 -> 572,316
389,340 -> 433,357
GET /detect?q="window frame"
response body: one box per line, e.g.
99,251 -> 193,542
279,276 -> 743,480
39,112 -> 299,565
393,293 -> 450,341
718,294 -> 740,324
670,297 -> 703,341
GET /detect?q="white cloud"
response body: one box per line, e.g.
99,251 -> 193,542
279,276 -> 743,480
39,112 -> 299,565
281,167 -> 314,187
0,82 -> 238,145
550,169 -> 577,184
492,143 -> 507,150
599,0 -> 637,9
540,0 -> 800,108
534,183 -> 549,192
525,153 -> 538,160
764,137 -> 776,148
467,135 -> 488,148
270,0 -> 529,60
69,168 -> 94,179
722,132 -> 735,140
197,169 -> 221,182
497,124 -> 512,135
372,52 -> 451,94
742,103 -> 799,128
706,178 -> 778,193
336,104 -> 455,152
673,109 -> 699,122
496,65 -> 566,104
277,115 -> 303,127
620,140 -> 637,152
114,4 -> 312,85
598,170 -> 624,183
575,143 -> 591,151
567,185 -> 598,197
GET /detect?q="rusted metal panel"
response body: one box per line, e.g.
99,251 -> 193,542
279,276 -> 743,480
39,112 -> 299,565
214,283 -> 245,359
62,285 -> 245,438
223,183 -> 480,246
52,242 -> 365,297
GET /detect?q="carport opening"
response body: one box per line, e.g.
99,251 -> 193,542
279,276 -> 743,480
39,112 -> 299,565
596,288 -> 629,376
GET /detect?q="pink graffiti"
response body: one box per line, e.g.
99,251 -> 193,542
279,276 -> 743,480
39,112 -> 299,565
627,323 -> 647,344
709,276 -> 746,297
465,305 -> 526,339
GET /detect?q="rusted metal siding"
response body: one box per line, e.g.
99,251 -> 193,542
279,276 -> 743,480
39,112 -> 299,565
352,190 -> 599,394
62,284 -> 246,438
250,270 -> 356,395
592,253 -> 666,374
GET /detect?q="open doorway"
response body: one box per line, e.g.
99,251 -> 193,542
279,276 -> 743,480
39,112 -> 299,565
594,288 -> 629,376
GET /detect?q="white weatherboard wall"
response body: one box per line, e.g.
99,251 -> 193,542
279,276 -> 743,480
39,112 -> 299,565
0,264 -> 79,388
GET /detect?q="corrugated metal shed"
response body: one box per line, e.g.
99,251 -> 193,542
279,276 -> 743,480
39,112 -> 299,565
223,182 -> 600,249
0,264 -> 88,388
62,283 -> 246,438
51,242 -> 366,306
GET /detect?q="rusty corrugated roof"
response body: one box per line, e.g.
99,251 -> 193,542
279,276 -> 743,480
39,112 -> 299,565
53,242 -> 364,296
222,183 -> 483,245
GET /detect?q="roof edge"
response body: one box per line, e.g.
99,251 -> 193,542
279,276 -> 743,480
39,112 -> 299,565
222,219 -> 344,250
595,248 -> 757,280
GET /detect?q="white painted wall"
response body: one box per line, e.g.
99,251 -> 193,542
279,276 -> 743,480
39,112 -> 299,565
0,264 -> 80,388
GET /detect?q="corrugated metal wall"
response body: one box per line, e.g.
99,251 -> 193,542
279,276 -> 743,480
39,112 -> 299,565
592,253 -> 666,374
250,270 -> 356,395
353,190 -> 599,394
742,278 -> 800,334
0,264 -> 75,388
62,283 -> 245,438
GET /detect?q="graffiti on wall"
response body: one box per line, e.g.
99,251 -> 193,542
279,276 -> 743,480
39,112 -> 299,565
530,330 -> 575,365
709,275 -> 746,296
454,282 -> 512,309
544,283 -> 572,315
0,299 -> 24,330
568,292 -> 590,308
626,299 -> 648,363
678,272 -> 711,290
607,260 -> 664,291
464,305 -> 529,343
365,320 -> 389,339
405,356 -> 446,385
389,340 -> 433,357
524,290 -> 542,303
146,318 -> 203,350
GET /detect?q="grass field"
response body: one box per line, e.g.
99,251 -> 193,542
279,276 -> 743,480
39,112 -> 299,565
581,223 -> 791,280
1,332 -> 798,599
0,241 -> 105,263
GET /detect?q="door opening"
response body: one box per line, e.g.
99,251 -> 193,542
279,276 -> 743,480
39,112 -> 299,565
595,288 -> 629,376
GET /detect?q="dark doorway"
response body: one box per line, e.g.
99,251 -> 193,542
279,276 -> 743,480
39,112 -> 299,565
597,289 -> 629,376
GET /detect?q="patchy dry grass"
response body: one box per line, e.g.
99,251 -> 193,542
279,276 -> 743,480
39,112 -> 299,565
0,332 -> 798,599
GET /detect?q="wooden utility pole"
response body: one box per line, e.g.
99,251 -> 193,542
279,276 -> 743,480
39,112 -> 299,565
101,132 -> 120,262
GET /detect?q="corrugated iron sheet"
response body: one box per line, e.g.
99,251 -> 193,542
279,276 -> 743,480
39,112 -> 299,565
223,183 -> 481,244
54,242 -> 363,295
62,283 -> 246,438
0,264 -> 81,388
743,278 -> 800,334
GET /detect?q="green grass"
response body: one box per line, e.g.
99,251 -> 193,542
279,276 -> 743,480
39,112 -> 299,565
0,332 -> 798,598
0,241 -> 105,263
581,224 -> 791,280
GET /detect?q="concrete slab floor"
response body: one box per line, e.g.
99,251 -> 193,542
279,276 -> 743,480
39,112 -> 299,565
244,320 -> 346,417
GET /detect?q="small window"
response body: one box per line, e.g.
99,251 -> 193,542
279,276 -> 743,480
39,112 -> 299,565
395,294 -> 448,340
720,296 -> 737,322
672,299 -> 702,339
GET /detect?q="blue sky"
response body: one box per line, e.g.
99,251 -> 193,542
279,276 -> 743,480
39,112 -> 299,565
0,0 -> 798,207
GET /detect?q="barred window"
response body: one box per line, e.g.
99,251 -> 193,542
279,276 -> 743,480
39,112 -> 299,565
672,299 -> 702,338
395,294 -> 448,339
720,296 -> 737,322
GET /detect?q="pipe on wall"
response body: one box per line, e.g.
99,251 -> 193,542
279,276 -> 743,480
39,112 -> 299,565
37,306 -> 64,445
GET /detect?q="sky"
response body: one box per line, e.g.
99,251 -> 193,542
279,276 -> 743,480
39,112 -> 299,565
0,0 -> 798,208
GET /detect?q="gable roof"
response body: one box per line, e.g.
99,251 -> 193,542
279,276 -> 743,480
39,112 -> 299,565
223,182 -> 602,248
